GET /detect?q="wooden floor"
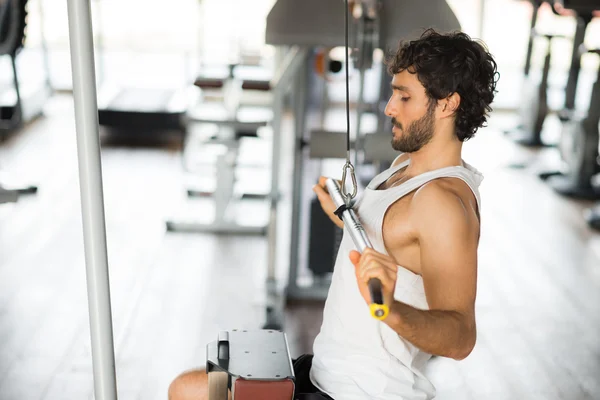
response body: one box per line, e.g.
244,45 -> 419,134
1,95 -> 599,400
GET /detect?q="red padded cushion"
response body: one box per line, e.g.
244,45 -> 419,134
234,378 -> 294,400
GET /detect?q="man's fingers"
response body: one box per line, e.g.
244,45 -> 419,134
318,176 -> 329,189
359,261 -> 397,292
317,176 -> 342,190
360,260 -> 393,279
350,249 -> 398,275
314,180 -> 344,229
360,249 -> 398,271
349,250 -> 361,266
312,184 -> 325,198
313,185 -> 329,198
313,185 -> 333,210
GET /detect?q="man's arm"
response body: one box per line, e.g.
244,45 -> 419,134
351,181 -> 479,360
384,299 -> 475,360
389,182 -> 479,360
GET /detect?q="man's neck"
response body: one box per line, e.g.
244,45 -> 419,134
403,140 -> 463,178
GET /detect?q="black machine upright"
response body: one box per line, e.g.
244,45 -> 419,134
0,0 -> 51,138
506,0 -> 592,147
0,0 -> 44,201
539,1 -> 600,199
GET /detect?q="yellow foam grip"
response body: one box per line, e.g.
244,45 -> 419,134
370,303 -> 390,321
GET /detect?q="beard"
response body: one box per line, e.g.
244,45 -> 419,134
391,102 -> 436,153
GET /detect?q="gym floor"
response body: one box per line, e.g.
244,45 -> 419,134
0,92 -> 599,400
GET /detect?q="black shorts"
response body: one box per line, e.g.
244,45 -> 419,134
292,354 -> 334,400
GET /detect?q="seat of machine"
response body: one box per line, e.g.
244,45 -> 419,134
233,65 -> 273,91
195,65 -> 232,89
205,330 -> 295,399
97,85 -> 192,130
207,330 -> 294,381
195,64 -> 273,92
188,101 -> 272,131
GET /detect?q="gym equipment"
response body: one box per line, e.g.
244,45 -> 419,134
204,181 -> 390,399
0,0 -> 27,135
206,330 -> 295,400
325,178 -> 387,320
65,3 -> 298,399
189,64 -> 272,137
94,2 -> 192,135
544,48 -> 600,199
63,1 -> 453,398
537,1 -> 600,195
97,86 -> 190,132
166,10 -> 274,233
166,64 -> 276,235
0,184 -> 18,204
0,0 -> 41,199
205,184 -> 391,399
585,198 -> 600,231
307,196 -> 342,279
507,33 -> 560,146
505,1 -> 571,147
304,132 -> 398,283
65,0 -> 118,399
165,126 -> 271,235
523,1 -> 544,77
0,174 -> 37,203
556,0 -> 596,116
537,0 -> 598,178
0,0 -> 51,138
263,0 -> 461,330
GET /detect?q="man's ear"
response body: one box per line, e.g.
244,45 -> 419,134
440,92 -> 461,117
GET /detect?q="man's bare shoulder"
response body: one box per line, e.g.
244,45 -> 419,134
407,179 -> 480,239
413,178 -> 472,202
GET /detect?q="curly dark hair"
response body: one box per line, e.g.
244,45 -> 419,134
386,28 -> 499,141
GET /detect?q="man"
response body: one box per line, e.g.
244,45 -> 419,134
168,28 -> 498,400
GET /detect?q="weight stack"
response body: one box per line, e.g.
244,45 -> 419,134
308,196 -> 343,278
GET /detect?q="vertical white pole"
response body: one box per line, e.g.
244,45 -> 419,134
66,1 -> 118,399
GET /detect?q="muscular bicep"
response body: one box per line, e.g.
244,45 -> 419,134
412,184 -> 480,316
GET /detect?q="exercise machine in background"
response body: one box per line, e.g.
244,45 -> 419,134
166,63 -> 274,235
0,0 -> 46,201
0,0 -> 51,139
544,48 -> 600,199
538,1 -> 600,199
94,1 -> 194,137
580,50 -> 600,226
166,0 -> 275,235
505,0 -> 583,147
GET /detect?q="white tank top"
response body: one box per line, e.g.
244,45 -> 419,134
310,158 -> 484,400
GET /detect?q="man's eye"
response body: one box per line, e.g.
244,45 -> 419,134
400,97 -> 410,102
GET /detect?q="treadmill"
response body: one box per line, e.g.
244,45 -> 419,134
0,0 -> 40,199
94,4 -> 193,134
1,0 -> 51,139
97,85 -> 191,132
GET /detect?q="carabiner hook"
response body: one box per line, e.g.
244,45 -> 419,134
341,161 -> 358,208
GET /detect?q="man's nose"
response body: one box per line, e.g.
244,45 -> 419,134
384,97 -> 395,118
